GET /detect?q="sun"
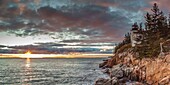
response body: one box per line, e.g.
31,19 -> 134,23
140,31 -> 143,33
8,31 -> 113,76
22,50 -> 43,58
25,50 -> 32,55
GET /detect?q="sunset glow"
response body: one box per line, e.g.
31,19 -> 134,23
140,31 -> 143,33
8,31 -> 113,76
25,50 -> 32,55
0,53 -> 113,58
21,50 -> 43,58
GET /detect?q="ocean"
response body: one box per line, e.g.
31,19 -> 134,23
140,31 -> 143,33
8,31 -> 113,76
0,58 -> 108,85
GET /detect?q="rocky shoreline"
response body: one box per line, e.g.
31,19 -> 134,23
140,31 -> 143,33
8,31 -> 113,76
95,51 -> 170,85
94,3 -> 170,85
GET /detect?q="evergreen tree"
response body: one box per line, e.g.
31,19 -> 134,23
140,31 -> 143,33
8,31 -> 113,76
124,32 -> 131,44
145,12 -> 152,31
114,3 -> 170,57
114,32 -> 131,53
167,14 -> 170,38
136,3 -> 167,57
150,3 -> 168,39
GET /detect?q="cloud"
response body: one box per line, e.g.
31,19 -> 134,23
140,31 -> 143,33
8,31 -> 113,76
37,5 -> 131,41
72,0 -> 148,11
1,2 -> 132,42
0,0 -> 169,46
3,42 -> 114,54
7,28 -> 47,37
0,45 -> 6,48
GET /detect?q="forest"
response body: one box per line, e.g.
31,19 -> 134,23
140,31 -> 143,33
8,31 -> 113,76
115,3 -> 170,58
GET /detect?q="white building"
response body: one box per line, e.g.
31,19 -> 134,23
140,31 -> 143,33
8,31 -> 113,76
130,23 -> 143,47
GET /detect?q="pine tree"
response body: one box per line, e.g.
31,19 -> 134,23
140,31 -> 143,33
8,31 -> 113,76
168,14 -> 170,28
115,3 -> 170,57
145,12 -> 152,31
167,14 -> 170,39
114,32 -> 131,53
150,3 -> 168,39
137,3 -> 166,57
124,32 -> 131,44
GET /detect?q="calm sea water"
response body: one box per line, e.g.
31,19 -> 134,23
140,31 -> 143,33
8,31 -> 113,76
0,58 -> 108,85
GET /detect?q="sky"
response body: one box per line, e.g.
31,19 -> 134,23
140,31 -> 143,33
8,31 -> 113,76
0,0 -> 170,54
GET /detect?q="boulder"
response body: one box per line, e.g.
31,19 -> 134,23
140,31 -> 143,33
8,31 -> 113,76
158,76 -> 170,85
118,77 -> 129,83
110,64 -> 124,78
110,64 -> 133,79
111,77 -> 118,84
101,68 -> 110,74
165,55 -> 170,62
123,67 -> 133,77
95,78 -> 109,85
95,77 -> 119,85
99,61 -> 108,68
126,81 -> 145,85
105,58 -> 116,68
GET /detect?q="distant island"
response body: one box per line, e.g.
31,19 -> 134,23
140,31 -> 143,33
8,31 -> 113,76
95,3 -> 170,85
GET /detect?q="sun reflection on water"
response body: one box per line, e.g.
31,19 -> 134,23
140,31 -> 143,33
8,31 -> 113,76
26,58 -> 30,67
23,58 -> 32,82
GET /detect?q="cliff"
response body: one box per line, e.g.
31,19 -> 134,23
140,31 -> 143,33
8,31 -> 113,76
95,50 -> 170,85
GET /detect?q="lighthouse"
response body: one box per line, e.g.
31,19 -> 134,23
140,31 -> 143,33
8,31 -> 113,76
130,23 -> 143,47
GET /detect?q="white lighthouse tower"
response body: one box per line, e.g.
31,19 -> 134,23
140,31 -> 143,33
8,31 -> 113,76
130,23 -> 143,47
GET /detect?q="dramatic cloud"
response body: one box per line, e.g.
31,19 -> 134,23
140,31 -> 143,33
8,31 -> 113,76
0,0 -> 169,53
37,5 -> 131,39
1,42 -> 114,54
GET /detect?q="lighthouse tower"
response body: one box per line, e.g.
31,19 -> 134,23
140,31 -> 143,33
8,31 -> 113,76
130,23 -> 143,47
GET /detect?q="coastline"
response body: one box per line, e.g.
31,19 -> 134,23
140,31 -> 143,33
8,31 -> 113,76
95,50 -> 170,85
94,3 -> 170,85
